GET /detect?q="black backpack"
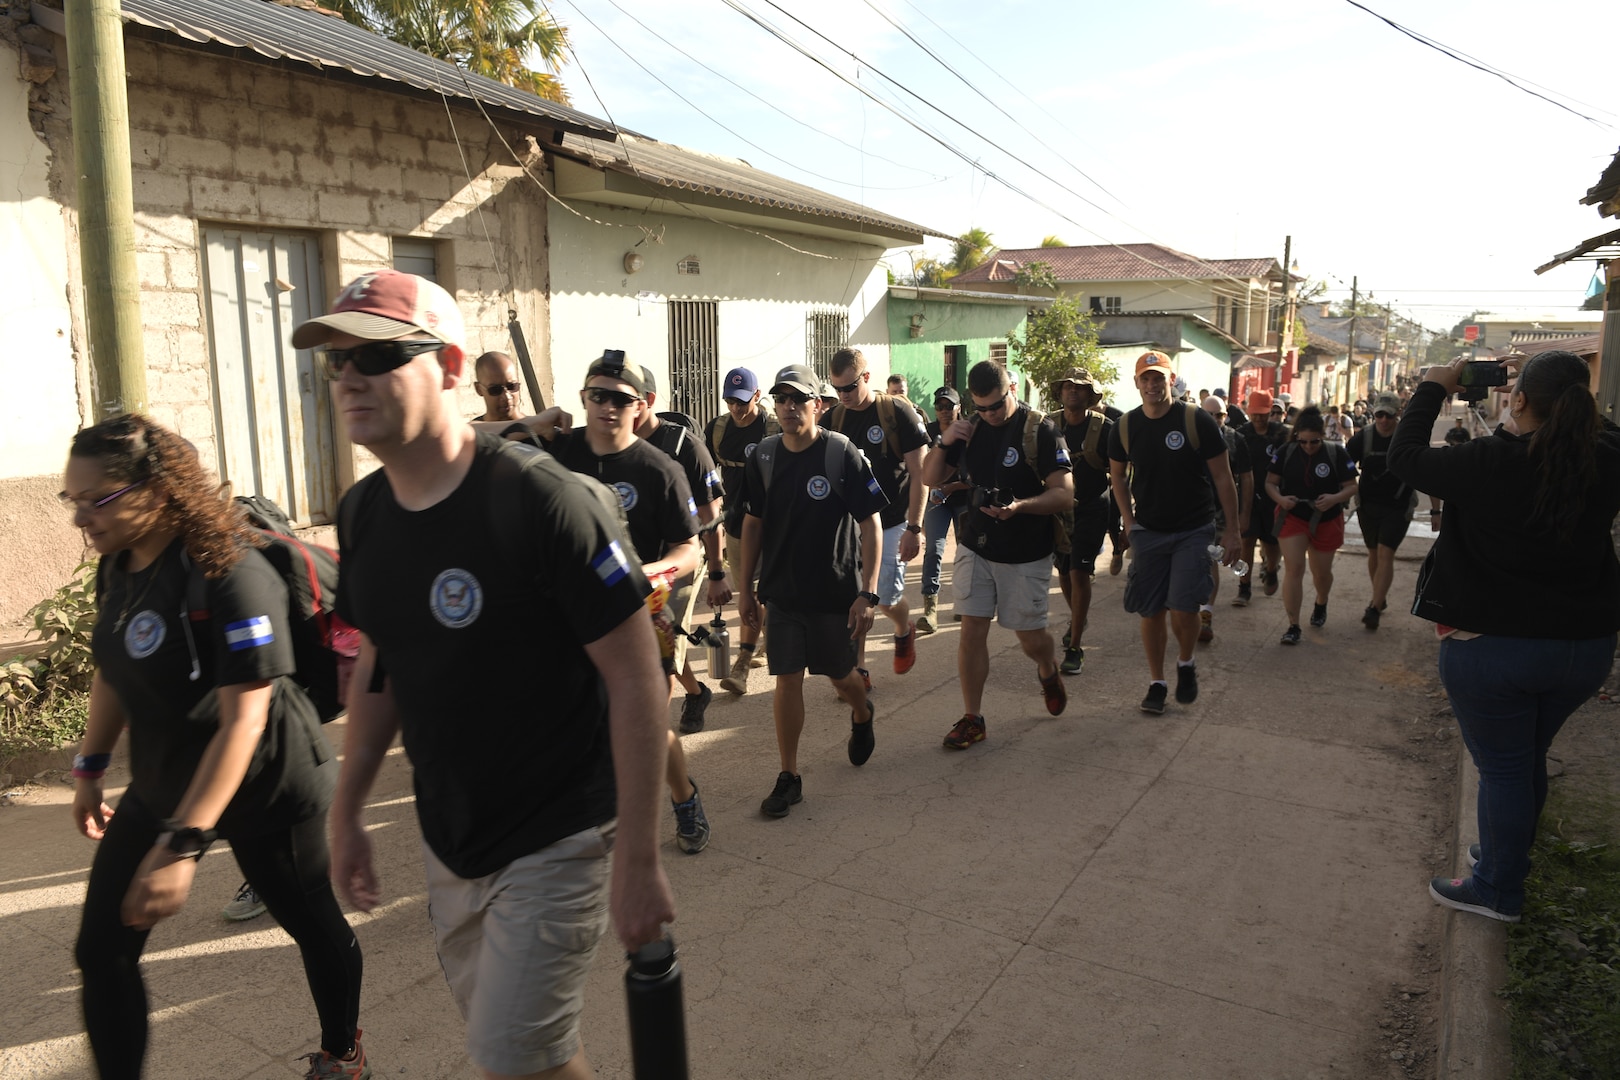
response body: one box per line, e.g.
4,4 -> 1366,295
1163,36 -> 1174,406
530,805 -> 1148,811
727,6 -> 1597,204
183,496 -> 358,722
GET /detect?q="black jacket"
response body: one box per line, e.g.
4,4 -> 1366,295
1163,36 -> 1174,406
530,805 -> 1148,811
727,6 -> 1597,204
1387,381 -> 1620,638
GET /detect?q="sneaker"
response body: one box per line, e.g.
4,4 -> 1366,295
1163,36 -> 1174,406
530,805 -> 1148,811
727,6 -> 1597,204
672,781 -> 710,854
1232,584 -> 1251,607
952,612 -> 963,622
1060,646 -> 1083,676
1175,663 -> 1198,704
1040,666 -> 1067,716
1061,628 -> 1072,649
942,714 -> 986,750
1140,682 -> 1168,714
1362,605 -> 1381,630
302,1031 -> 370,1079
1310,602 -> 1327,628
1109,549 -> 1124,576
916,596 -> 938,635
720,654 -> 750,696
222,881 -> 267,922
678,684 -> 712,734
1467,843 -> 1481,868
1280,624 -> 1302,646
760,771 -> 802,818
893,624 -> 917,675
848,700 -> 875,766
858,667 -> 873,693
1197,610 -> 1213,643
1428,876 -> 1520,923
1261,568 -> 1279,595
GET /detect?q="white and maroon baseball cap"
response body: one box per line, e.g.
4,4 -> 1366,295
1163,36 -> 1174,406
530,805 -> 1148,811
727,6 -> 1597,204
291,269 -> 466,350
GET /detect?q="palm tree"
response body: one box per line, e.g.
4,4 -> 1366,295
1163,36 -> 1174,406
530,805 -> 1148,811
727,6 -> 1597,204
1039,235 -> 1066,248
949,227 -> 994,274
334,0 -> 571,103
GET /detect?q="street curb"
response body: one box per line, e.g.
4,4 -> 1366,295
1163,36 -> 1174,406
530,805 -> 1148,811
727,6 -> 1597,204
1435,745 -> 1512,1079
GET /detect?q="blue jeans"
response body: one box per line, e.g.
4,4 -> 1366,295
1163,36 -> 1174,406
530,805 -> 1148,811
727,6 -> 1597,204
920,498 -> 955,598
1438,633 -> 1615,915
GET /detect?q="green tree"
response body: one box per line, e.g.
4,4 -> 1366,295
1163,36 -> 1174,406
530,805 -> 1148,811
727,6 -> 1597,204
1007,296 -> 1115,408
1039,235 -> 1066,248
1012,260 -> 1057,290
334,0 -> 571,102
949,227 -> 995,275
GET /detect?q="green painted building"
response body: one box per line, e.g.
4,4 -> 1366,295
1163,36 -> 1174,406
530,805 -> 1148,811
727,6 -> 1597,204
885,286 -> 1053,418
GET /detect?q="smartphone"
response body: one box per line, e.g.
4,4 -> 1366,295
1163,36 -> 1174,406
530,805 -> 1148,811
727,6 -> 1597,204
1457,360 -> 1509,389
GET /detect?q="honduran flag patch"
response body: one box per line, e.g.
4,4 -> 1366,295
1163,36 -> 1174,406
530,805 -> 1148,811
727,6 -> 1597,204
224,616 -> 275,651
593,540 -> 630,587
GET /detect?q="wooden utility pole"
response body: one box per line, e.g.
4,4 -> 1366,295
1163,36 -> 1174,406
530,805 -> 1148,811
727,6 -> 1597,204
66,0 -> 146,416
1346,276 -> 1359,406
1280,234 -> 1293,394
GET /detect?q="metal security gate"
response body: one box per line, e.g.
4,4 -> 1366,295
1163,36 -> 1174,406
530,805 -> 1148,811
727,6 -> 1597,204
201,228 -> 337,525
806,310 -> 849,381
669,301 -> 719,426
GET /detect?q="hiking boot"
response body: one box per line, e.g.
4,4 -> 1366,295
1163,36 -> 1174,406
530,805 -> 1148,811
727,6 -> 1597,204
222,881 -> 267,922
672,780 -> 710,854
1140,683 -> 1168,714
1109,548 -> 1124,576
1280,624 -> 1302,646
1428,876 -> 1519,923
1175,663 -> 1198,704
1232,584 -> 1251,607
749,649 -> 767,668
916,596 -> 938,635
1310,602 -> 1328,628
1040,666 -> 1067,716
848,700 -> 875,766
719,655 -> 750,696
893,623 -> 917,674
1362,605 -> 1381,630
942,714 -> 986,750
1061,646 -> 1083,676
1197,610 -> 1213,643
1261,567 -> 1279,595
1467,843 -> 1481,868
760,771 -> 802,818
302,1031 -> 370,1079
678,684 -> 712,735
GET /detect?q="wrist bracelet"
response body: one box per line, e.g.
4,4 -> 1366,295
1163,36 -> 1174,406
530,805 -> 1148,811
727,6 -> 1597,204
73,753 -> 111,780
708,570 -> 727,581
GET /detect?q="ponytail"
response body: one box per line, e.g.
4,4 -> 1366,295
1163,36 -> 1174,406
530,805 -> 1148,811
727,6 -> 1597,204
1520,351 -> 1600,541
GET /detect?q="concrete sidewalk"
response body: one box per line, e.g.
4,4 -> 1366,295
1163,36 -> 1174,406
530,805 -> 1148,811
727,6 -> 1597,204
1,523 -> 1460,1079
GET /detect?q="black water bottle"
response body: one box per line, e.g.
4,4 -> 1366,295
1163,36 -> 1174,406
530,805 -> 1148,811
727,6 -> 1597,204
625,937 -> 689,1080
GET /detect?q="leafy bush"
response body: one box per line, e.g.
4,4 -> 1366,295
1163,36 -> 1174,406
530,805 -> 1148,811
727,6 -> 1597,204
0,559 -> 98,765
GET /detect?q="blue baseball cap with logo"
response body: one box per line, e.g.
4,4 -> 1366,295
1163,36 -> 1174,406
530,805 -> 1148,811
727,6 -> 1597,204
723,367 -> 759,402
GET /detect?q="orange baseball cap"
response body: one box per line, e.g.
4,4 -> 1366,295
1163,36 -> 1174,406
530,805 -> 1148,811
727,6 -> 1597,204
1135,351 -> 1174,378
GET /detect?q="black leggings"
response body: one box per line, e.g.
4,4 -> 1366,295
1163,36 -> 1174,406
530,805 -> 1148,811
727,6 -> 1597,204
75,792 -> 363,1078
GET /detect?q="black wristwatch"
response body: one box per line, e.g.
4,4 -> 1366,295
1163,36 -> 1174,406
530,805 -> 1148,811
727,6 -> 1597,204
904,522 -> 922,534
707,569 -> 727,581
857,590 -> 881,606
158,821 -> 217,860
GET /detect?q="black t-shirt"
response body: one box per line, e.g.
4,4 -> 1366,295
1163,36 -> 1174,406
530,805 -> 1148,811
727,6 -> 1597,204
645,421 -> 724,511
1346,426 -> 1411,504
742,431 -> 888,613
705,408 -> 773,531
925,419 -> 969,510
336,433 -> 651,879
1234,420 -> 1293,501
827,395 -> 930,529
93,540 -> 332,835
1108,403 -> 1228,532
1268,441 -> 1358,521
1053,410 -> 1114,504
951,405 -> 1070,563
1214,427 -> 1252,497
549,433 -> 700,565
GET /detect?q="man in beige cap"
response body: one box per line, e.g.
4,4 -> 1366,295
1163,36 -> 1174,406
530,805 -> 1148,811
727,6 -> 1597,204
1048,367 -> 1117,675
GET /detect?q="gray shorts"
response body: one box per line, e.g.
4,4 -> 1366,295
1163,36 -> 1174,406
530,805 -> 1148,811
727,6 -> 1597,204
1122,523 -> 1216,617
953,549 -> 1052,631
765,604 -> 858,678
424,824 -> 613,1075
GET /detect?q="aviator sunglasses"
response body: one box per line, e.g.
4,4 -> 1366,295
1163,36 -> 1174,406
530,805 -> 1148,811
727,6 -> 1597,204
481,381 -> 521,395
320,339 -> 444,379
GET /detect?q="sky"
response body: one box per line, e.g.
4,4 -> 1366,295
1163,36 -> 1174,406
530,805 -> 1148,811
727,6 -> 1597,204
547,0 -> 1619,334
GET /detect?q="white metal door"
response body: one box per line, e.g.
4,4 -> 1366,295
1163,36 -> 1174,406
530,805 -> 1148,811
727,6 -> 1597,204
201,228 -> 336,525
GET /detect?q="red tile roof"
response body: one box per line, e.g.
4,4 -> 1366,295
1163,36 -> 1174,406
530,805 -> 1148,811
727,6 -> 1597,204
950,243 -> 1280,285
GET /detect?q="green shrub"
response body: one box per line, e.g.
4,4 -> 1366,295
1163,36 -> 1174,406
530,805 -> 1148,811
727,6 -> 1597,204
0,559 -> 98,765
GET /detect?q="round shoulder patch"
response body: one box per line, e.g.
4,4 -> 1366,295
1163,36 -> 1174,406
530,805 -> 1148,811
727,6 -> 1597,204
806,475 -> 832,501
1313,461 -> 1331,478
124,611 -> 166,659
866,424 -> 884,445
430,569 -> 484,629
1003,445 -> 1021,467
744,442 -> 759,458
1165,430 -> 1186,451
612,482 -> 639,511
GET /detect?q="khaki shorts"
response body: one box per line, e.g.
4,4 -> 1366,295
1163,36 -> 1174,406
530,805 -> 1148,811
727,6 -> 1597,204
952,549 -> 1052,631
424,824 -> 614,1076
668,571 -> 700,674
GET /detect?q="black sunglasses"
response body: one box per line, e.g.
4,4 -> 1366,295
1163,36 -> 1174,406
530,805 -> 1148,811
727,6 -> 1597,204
583,387 -> 641,409
775,391 -> 814,406
1296,437 -> 1323,446
975,392 -> 1012,415
481,381 -> 521,395
1374,411 -> 1395,419
833,378 -> 862,394
321,339 -> 443,379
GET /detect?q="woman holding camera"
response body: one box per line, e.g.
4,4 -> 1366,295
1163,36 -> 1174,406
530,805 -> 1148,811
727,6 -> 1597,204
1265,406 -> 1358,645
1389,352 -> 1620,922
65,414 -> 367,1078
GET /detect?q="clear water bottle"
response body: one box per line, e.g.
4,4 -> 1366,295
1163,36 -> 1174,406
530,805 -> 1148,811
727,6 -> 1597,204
705,613 -> 730,678
1208,544 -> 1250,578
625,937 -> 689,1080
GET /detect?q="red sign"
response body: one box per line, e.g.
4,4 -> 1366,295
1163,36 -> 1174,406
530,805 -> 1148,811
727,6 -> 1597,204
1462,324 -> 1481,343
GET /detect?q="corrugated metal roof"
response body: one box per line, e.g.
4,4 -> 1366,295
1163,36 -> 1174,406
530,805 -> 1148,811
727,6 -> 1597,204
558,133 -> 947,244
116,0 -> 621,139
951,244 -> 1282,285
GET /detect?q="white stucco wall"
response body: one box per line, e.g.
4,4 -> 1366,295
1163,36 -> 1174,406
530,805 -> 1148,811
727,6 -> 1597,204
1,48 -> 78,479
548,201 -> 893,403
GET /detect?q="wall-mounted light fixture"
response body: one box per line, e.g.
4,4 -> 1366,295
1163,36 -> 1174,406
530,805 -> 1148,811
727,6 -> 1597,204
624,252 -> 645,274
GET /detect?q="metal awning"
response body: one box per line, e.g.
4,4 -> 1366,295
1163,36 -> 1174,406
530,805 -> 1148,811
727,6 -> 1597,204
1535,227 -> 1620,275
